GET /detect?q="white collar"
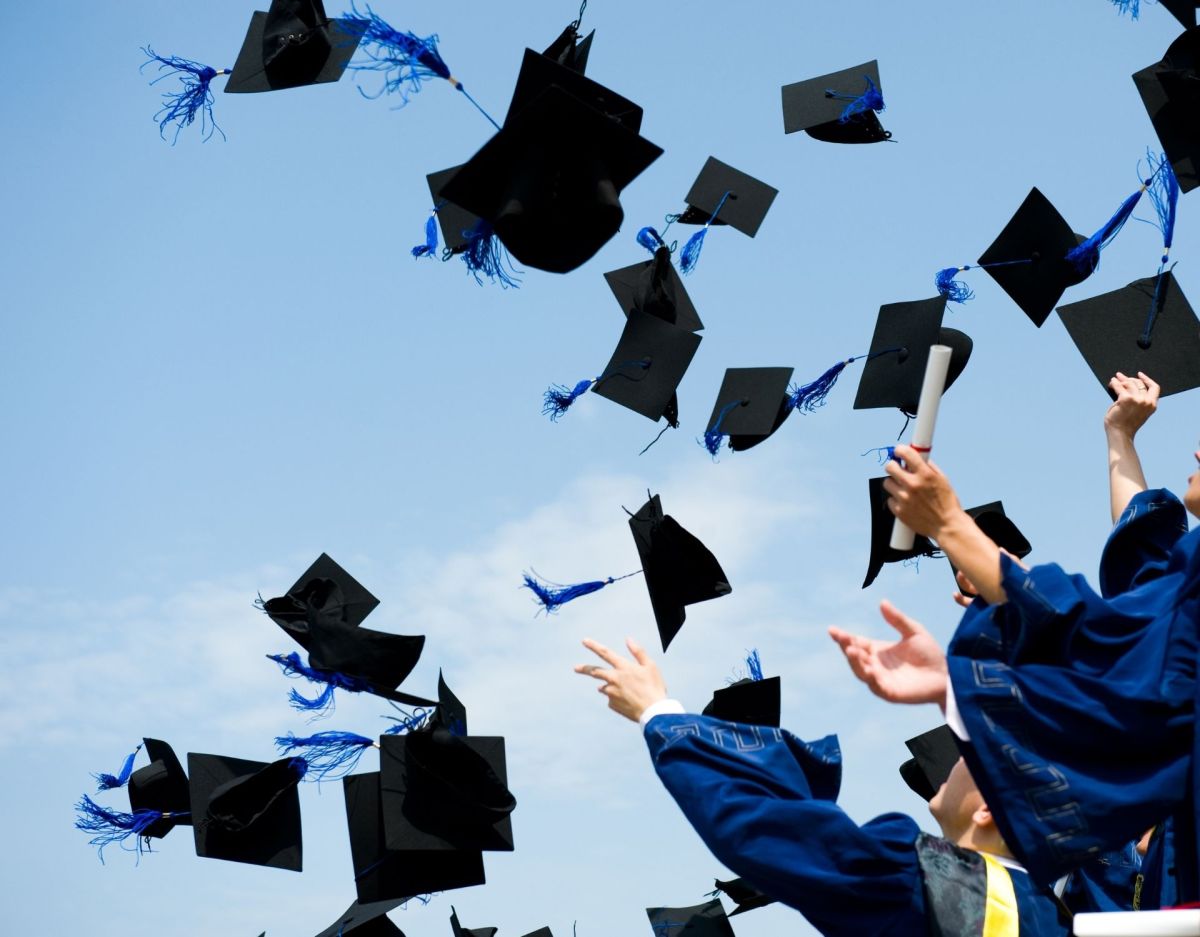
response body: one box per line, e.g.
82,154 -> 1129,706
979,851 -> 1028,874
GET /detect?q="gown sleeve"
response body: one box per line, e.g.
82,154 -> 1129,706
644,713 -> 925,937
1099,489 -> 1189,599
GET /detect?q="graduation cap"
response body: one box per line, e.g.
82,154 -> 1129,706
312,898 -> 408,937
225,0 -> 366,93
343,772 -> 486,903
450,907 -> 498,937
898,725 -> 962,802
414,165 -> 486,260
128,738 -> 193,839
646,900 -> 737,937
711,878 -> 775,916
1058,272 -> 1200,398
541,7 -> 595,75
439,50 -> 663,274
702,366 -> 795,455
863,476 -> 940,588
543,311 -> 701,425
948,500 -> 1032,598
669,158 -> 779,273
1159,0 -> 1200,26
629,492 -> 732,652
605,246 -> 704,333
701,650 -> 781,727
781,60 -> 890,144
259,553 -> 381,650
1133,28 -> 1200,194
378,721 -> 516,853
852,296 -> 973,415
188,753 -> 305,870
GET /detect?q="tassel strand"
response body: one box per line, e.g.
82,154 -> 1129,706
140,47 -> 230,143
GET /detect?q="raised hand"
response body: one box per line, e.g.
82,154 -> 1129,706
1105,371 -> 1160,440
574,637 -> 667,722
828,600 -> 948,706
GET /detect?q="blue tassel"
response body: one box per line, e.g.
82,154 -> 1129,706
787,360 -> 848,413
542,378 -> 595,421
267,652 -> 372,718
745,649 -> 763,682
140,47 -> 230,143
75,795 -> 185,862
637,226 -> 665,254
347,2 -> 451,102
413,209 -> 439,258
93,743 -> 143,792
862,445 -> 898,465
461,220 -> 521,288
275,731 -> 376,782
935,267 -> 975,303
1109,0 -> 1141,17
521,570 -> 641,613
701,399 -> 743,457
679,191 -> 731,275
825,75 -> 885,122
383,707 -> 431,735
1066,168 -> 1155,273
1146,151 -> 1179,267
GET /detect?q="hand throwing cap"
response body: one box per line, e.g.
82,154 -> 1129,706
343,772 -> 486,903
781,60 -> 890,143
188,753 -> 305,870
629,493 -> 732,652
852,296 -> 972,414
1058,272 -> 1200,398
225,0 -> 366,93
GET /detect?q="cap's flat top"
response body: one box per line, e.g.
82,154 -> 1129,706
682,157 -> 779,237
429,166 -> 484,254
646,900 -> 737,937
853,296 -> 947,411
225,12 -> 365,93
591,310 -> 702,422
1058,272 -> 1200,398
706,367 -> 794,437
504,47 -> 643,131
604,252 -> 703,333
781,60 -> 884,135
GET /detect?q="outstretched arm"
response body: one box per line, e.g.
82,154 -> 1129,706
829,600 -> 948,707
1104,371 -> 1159,524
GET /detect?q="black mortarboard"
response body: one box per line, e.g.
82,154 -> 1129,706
1159,0 -> 1199,27
629,493 -> 732,652
712,878 -> 775,916
646,901 -> 737,937
188,753 -> 304,870
704,367 -> 795,453
540,22 -> 595,76
379,725 -> 516,853
262,553 -> 380,649
450,907 -> 498,937
225,0 -> 366,94
898,725 -> 961,802
128,738 -> 192,839
863,477 -> 940,588
428,166 -> 485,257
853,297 -> 972,414
304,618 -> 429,706
604,247 -> 704,333
343,772 -> 486,903
431,670 -> 469,736
1058,272 -> 1200,398
702,676 -> 781,728
503,47 -> 643,130
976,187 -> 1091,326
520,929 -> 552,937
312,898 -> 407,937
966,502 -> 1032,561
590,311 -> 702,422
781,60 -> 890,143
675,158 -> 778,238
1134,30 -> 1200,194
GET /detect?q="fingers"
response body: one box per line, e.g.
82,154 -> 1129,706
1138,371 -> 1161,400
879,599 -> 925,638
953,592 -> 973,608
581,637 -> 625,668
626,636 -> 649,666
573,663 -> 613,682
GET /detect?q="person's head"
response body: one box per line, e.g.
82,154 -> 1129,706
928,757 -> 1011,857
1186,444 -> 1200,520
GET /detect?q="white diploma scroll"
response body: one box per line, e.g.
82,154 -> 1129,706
889,344 -> 953,552
1073,910 -> 1200,937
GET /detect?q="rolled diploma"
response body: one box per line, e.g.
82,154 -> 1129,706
889,344 -> 953,551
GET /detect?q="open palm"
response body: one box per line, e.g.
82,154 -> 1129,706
828,600 -> 948,705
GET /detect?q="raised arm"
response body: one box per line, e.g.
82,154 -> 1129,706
1104,372 -> 1159,524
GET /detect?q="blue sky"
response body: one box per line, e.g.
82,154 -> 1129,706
0,1 -> 1195,935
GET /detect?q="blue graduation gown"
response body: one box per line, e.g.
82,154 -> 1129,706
644,713 -> 1066,936
1060,843 -> 1142,913
947,519 -> 1199,891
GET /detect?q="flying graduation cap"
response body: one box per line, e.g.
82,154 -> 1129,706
439,35 -> 663,273
863,476 -> 941,588
956,501 -> 1032,595
781,60 -> 890,143
710,878 -> 775,916
522,492 -> 730,651
1110,0 -> 1199,28
898,725 -> 961,802
1134,28 -> 1200,194
311,897 -> 410,937
647,901 -> 738,937
701,650 -> 781,728
450,907 -> 499,937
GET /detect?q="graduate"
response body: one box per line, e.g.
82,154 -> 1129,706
827,390 -> 1200,900
574,637 -> 1070,936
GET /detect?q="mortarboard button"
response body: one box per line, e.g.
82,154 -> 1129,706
629,493 -> 732,652
899,725 -> 962,802
604,247 -> 704,333
703,367 -> 795,454
128,738 -> 192,839
863,477 -> 940,588
781,60 -> 890,143
343,772 -> 486,903
852,297 -> 972,414
261,553 -> 381,649
188,753 -> 305,870
225,0 -> 366,94
589,311 -> 703,423
1058,271 -> 1200,398
646,900 -> 737,937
